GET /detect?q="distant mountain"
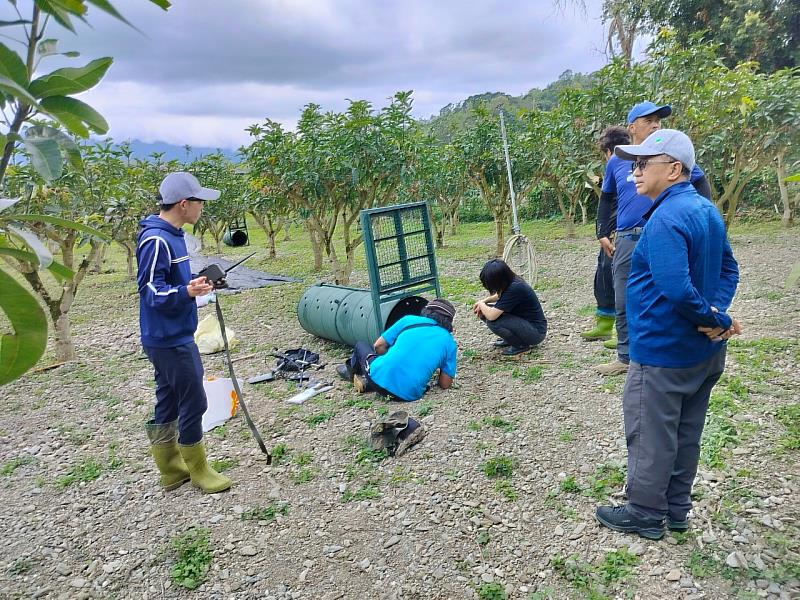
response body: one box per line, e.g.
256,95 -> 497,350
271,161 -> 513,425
93,138 -> 240,163
421,69 -> 595,142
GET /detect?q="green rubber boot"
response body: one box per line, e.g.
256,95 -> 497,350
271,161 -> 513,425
580,315 -> 615,341
178,440 -> 232,494
145,420 -> 191,491
603,334 -> 618,350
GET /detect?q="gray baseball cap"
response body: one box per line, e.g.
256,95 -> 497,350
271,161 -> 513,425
614,129 -> 696,171
158,172 -> 220,205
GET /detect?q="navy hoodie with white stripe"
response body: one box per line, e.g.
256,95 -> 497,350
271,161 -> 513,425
136,215 -> 196,348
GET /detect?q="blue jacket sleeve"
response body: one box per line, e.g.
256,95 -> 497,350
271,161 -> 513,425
645,218 -> 732,330
711,236 -> 739,312
137,237 -> 191,311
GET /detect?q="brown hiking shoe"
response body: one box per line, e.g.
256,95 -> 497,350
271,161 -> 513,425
353,374 -> 367,393
596,360 -> 629,376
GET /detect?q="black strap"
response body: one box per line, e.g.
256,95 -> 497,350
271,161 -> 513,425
395,322 -> 436,337
215,300 -> 271,462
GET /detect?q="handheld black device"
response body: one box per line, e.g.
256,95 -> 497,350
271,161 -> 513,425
198,252 -> 256,289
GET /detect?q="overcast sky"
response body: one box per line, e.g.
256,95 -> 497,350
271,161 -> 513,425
16,0 -> 627,149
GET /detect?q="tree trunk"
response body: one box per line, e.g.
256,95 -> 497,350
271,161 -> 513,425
52,306 -> 76,361
493,216 -> 505,257
776,151 -> 794,228
124,242 -> 135,280
579,198 -> 588,225
449,210 -> 459,235
306,224 -> 324,272
268,229 -> 277,259
283,219 -> 291,241
89,243 -> 107,275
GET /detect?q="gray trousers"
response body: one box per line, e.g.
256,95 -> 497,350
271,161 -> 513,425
624,349 -> 726,521
612,233 -> 638,363
484,313 -> 546,348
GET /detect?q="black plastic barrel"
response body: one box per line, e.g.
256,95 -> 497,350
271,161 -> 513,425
223,229 -> 248,247
297,283 -> 427,346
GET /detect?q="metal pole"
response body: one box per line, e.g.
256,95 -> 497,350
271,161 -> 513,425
499,110 -> 520,235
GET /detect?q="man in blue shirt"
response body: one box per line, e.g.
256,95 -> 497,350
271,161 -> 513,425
595,129 -> 741,540
596,102 -> 713,376
336,299 -> 458,402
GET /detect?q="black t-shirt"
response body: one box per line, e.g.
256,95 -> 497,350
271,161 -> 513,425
494,277 -> 547,333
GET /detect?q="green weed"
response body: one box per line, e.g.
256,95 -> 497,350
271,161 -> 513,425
342,481 -> 381,502
241,502 -> 289,522
483,416 -> 516,432
476,582 -> 507,600
477,531 -> 490,546
417,400 -> 434,417
495,479 -> 519,501
467,420 -> 482,431
775,404 -> 800,451
584,463 -> 625,500
306,411 -> 335,427
170,528 -> 212,590
210,458 -> 238,472
270,443 -> 289,464
294,452 -> 313,466
512,365 -> 543,382
1,456 -> 35,476
57,457 -> 103,487
7,558 -> 32,575
344,396 -> 374,410
560,476 -> 582,494
293,467 -> 316,484
558,429 -> 574,442
483,456 -> 514,478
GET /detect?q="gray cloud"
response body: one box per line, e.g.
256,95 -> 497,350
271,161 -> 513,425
36,0 -> 609,146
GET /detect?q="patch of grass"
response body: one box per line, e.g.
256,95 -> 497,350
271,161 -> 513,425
306,411 -> 335,427
687,546 -> 722,579
342,481 -> 381,502
417,400 -> 434,417
270,443 -> 289,464
462,348 -> 479,361
476,582 -> 507,600
559,476 -> 582,494
355,446 -> 388,465
512,365 -> 544,382
494,479 -> 519,501
528,587 -> 556,600
107,443 -> 124,470
775,403 -> 800,451
483,456 -> 514,478
293,467 -> 316,484
536,277 -> 562,291
7,558 -> 32,575
1,456 -> 35,476
584,463 -> 625,501
553,548 -> 639,599
375,405 -> 389,417
482,416 -> 516,432
170,527 -> 212,590
558,429 -> 574,442
57,457 -> 103,488
440,276 -> 483,303
210,458 -> 238,472
343,396 -> 374,410
467,420 -> 482,431
241,502 -> 289,522
477,530 -> 491,546
294,452 -> 313,466
211,424 -> 228,439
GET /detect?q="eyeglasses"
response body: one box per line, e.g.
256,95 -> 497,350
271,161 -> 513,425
631,158 -> 679,172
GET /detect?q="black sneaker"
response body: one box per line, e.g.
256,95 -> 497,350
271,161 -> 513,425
595,505 -> 664,540
336,364 -> 353,382
502,345 -> 532,356
492,338 -> 510,348
667,517 -> 689,532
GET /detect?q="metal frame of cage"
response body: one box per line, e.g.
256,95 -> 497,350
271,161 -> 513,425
360,201 -> 442,335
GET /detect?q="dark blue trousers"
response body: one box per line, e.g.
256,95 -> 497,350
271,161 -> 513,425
143,342 -> 207,445
348,341 -> 399,399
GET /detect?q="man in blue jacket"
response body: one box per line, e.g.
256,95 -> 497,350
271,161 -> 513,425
137,172 -> 231,494
595,102 -> 713,376
595,130 -> 741,539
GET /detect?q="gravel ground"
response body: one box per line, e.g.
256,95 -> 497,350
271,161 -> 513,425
0,224 -> 798,600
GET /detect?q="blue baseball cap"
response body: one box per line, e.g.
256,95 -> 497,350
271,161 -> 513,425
627,101 -> 672,124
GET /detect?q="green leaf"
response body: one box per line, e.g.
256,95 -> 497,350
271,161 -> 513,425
0,75 -> 40,108
148,0 -> 172,8
34,0 -> 78,32
22,135 -> 63,182
0,266 -> 48,386
84,0 -> 133,27
11,214 -> 111,242
6,224 -> 53,268
40,96 -> 108,135
25,125 -> 82,170
0,42 -> 28,87
0,248 -> 74,281
29,57 -> 113,99
785,173 -> 800,183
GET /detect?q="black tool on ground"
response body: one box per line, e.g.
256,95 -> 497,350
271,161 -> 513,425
199,252 -> 256,289
214,298 -> 271,462
272,348 -> 324,385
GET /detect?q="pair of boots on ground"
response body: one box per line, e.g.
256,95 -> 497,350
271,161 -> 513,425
145,420 -> 231,493
581,314 -> 617,349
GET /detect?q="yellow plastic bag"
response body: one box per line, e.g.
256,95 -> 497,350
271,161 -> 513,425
194,314 -> 239,354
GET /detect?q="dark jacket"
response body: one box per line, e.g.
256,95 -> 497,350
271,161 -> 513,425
136,215 -> 196,348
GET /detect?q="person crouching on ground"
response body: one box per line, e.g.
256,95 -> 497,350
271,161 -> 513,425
594,129 -> 741,540
472,259 -> 547,356
336,299 -> 458,402
137,172 -> 231,494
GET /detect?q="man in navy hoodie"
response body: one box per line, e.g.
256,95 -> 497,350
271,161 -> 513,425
137,172 -> 231,494
594,130 -> 741,539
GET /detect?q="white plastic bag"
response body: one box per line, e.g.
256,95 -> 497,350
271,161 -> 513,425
194,313 -> 238,354
202,376 -> 238,431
